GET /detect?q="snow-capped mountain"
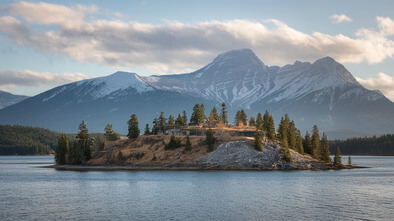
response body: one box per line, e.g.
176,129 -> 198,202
0,49 -> 393,139
0,90 -> 28,109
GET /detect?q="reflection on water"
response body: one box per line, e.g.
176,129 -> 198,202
0,156 -> 393,220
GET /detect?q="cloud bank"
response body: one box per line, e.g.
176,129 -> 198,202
1,2 -> 394,74
356,73 -> 394,101
330,14 -> 353,24
0,70 -> 89,88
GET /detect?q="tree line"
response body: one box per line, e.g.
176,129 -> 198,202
126,103 -> 334,163
0,125 -> 64,155
330,134 -> 394,155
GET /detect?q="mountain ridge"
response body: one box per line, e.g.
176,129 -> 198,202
0,49 -> 392,139
0,90 -> 29,109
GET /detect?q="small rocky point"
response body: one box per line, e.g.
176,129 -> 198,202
194,141 -> 333,170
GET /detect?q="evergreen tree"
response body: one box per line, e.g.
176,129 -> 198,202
127,114 -> 140,139
158,112 -> 167,130
175,114 -> 184,126
144,123 -> 150,135
220,102 -> 228,125
118,151 -> 123,160
320,132 -> 331,162
287,120 -> 296,150
68,141 -> 82,165
208,107 -> 221,125
304,132 -> 312,155
168,114 -> 175,126
333,146 -> 342,166
205,129 -> 216,152
185,135 -> 192,151
348,156 -> 352,165
77,120 -> 90,162
182,111 -> 188,126
55,133 -> 68,165
295,129 -> 304,154
164,135 -> 182,150
104,124 -> 113,140
254,132 -> 263,151
152,118 -> 159,135
249,117 -> 256,127
256,112 -> 263,130
104,124 -> 120,141
190,104 -> 205,125
267,115 -> 276,140
311,125 -> 320,158
277,117 -> 289,144
263,110 -> 270,131
281,146 -> 292,162
235,110 -> 247,126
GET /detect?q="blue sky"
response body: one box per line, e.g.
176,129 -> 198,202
0,0 -> 393,100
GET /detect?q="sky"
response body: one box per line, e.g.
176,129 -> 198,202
0,0 -> 393,101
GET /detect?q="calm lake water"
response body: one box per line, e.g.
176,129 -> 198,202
0,156 -> 393,220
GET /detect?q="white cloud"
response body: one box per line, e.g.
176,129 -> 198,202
0,2 -> 394,74
0,70 -> 89,87
356,73 -> 394,101
330,14 -> 353,24
0,1 -> 97,27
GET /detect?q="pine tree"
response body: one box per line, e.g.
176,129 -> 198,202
287,120 -> 296,150
220,102 -> 228,125
182,111 -> 188,126
158,112 -> 167,130
205,129 -> 216,152
333,146 -> 342,167
152,118 -> 159,135
77,120 -> 90,162
295,129 -> 304,154
235,110 -> 247,126
190,104 -> 205,125
68,141 -> 82,165
304,131 -> 312,155
104,124 -> 120,141
168,114 -> 175,126
144,123 -> 150,135
208,107 -> 221,125
256,112 -> 263,130
185,135 -> 191,151
320,132 -> 331,162
278,117 -> 289,144
127,114 -> 140,139
249,117 -> 256,127
263,110 -> 270,131
200,104 -> 206,123
267,115 -> 276,140
117,151 -> 123,160
281,146 -> 292,162
175,114 -> 183,126
55,133 -> 68,165
104,124 -> 113,140
348,156 -> 352,165
164,135 -> 181,150
254,132 -> 263,151
311,125 -> 320,158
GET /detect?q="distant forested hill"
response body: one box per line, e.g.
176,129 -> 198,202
330,134 -> 394,155
0,125 -> 63,155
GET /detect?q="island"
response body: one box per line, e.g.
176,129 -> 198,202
53,104 -> 360,171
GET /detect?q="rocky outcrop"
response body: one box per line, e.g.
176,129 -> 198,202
194,141 -> 334,170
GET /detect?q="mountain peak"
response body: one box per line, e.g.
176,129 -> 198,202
213,48 -> 263,65
312,56 -> 360,85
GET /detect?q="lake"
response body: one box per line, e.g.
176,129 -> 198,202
0,155 -> 393,220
